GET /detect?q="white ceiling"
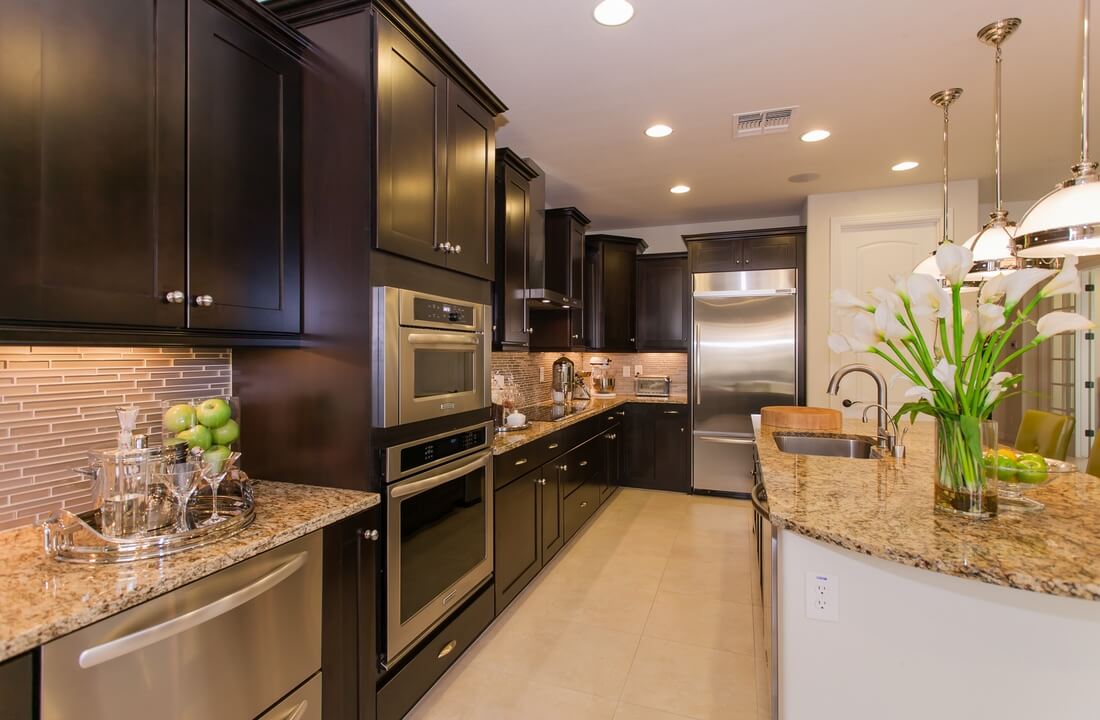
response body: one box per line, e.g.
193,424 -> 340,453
406,0 -> 1093,230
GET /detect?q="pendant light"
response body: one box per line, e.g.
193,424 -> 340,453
913,88 -> 964,278
964,19 -> 1024,280
1016,0 -> 1100,258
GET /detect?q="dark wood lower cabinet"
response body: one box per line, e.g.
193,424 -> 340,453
540,462 -> 564,564
602,423 -> 621,504
0,651 -> 34,720
322,507 -> 379,720
494,466 -> 543,612
623,404 -> 690,493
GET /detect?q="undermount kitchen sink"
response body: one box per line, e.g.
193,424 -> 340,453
773,432 -> 879,459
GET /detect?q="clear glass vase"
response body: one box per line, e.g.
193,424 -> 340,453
933,417 -> 998,519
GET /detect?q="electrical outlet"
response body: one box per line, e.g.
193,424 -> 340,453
539,367 -> 545,382
634,364 -> 643,376
805,572 -> 839,622
623,365 -> 631,378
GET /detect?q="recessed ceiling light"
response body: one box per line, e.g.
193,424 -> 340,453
670,185 -> 691,194
892,161 -> 919,172
645,124 -> 673,138
800,129 -> 830,143
593,0 -> 634,26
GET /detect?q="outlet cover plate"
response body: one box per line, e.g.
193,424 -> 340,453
806,572 -> 839,622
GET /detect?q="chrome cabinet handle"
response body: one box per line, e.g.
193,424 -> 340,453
580,501 -> 588,508
78,551 -> 309,669
360,528 -> 379,541
278,699 -> 310,720
194,294 -> 214,307
579,460 -> 588,467
514,458 -> 528,466
615,411 -> 626,416
535,477 -> 547,486
437,639 -> 458,659
559,464 -> 568,472
663,410 -> 680,415
607,415 -> 615,421
436,241 -> 452,253
164,291 -> 185,304
548,442 -> 559,449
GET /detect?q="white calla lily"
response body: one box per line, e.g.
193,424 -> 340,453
848,312 -> 879,352
1035,311 -> 1094,339
871,287 -> 904,315
1040,255 -> 1080,297
935,243 -> 973,286
985,371 -> 1016,404
827,333 -> 852,353
908,273 -> 950,318
932,359 -> 957,395
904,385 -> 934,403
978,273 -> 1006,305
1002,267 -> 1055,309
831,289 -> 871,314
874,305 -> 910,341
977,303 -> 1005,335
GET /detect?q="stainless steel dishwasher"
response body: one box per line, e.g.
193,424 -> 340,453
41,531 -> 323,720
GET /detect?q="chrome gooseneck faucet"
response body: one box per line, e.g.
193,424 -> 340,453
827,364 -> 894,450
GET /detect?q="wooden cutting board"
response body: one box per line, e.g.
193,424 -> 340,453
761,406 -> 842,432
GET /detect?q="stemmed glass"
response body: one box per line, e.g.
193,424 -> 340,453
157,462 -> 202,533
201,451 -> 241,526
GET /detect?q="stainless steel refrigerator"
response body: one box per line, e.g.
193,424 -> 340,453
692,268 -> 802,496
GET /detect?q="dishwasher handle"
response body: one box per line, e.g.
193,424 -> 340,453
751,483 -> 770,521
78,551 -> 309,669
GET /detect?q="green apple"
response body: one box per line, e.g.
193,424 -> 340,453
1017,452 -> 1046,466
204,444 -> 231,468
177,425 -> 213,451
211,418 -> 240,446
996,456 -> 1018,482
196,398 -> 232,429
982,450 -> 999,481
162,403 -> 197,433
1016,457 -> 1049,484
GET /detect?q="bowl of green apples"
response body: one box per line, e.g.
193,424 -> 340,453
983,447 -> 1076,512
161,396 -> 241,467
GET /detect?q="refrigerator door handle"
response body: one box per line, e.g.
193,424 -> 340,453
698,436 -> 757,446
694,323 -> 701,406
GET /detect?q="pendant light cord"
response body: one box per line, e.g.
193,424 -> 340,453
1082,0 -> 1091,165
942,101 -> 951,244
995,43 -> 1004,213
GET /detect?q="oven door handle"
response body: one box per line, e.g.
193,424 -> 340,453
406,333 -> 480,349
390,453 -> 491,499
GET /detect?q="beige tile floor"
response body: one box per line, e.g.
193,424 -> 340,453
408,488 -> 769,720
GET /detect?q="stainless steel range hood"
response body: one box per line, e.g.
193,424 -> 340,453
522,158 -> 580,310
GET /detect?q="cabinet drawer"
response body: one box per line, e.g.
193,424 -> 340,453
493,431 -> 563,489
563,482 -> 599,542
41,532 -> 322,720
260,672 -> 322,720
377,585 -> 494,720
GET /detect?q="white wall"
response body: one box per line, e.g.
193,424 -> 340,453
595,216 -> 802,254
805,180 -> 980,407
779,531 -> 1100,720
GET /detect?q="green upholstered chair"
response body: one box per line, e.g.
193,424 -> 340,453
1014,410 -> 1075,461
1087,440 -> 1100,477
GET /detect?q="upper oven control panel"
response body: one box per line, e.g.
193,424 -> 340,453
385,287 -> 486,333
385,421 -> 494,482
412,296 -> 474,326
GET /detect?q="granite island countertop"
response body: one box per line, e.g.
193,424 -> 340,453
492,394 -> 688,455
755,419 -> 1100,601
0,480 -> 379,662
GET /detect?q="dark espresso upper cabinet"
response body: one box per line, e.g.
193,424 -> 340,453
271,1 -> 505,281
0,0 -> 186,329
0,0 -> 305,341
494,149 -> 538,349
188,0 -> 302,334
586,234 -> 646,351
530,207 -> 590,350
375,12 -> 447,267
685,227 -> 803,274
636,252 -> 689,351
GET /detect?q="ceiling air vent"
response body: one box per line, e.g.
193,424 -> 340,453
734,106 -> 798,137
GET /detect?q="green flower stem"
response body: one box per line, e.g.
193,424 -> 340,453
938,317 -> 954,364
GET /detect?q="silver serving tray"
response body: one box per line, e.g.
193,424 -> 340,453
41,476 -> 255,564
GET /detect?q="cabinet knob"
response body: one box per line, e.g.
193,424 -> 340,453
572,334 -> 579,339
535,477 -> 547,486
360,528 -> 380,541
559,464 -> 568,472
194,295 -> 214,307
437,242 -> 452,253
164,291 -> 185,304
580,501 -> 588,508
452,244 -> 462,254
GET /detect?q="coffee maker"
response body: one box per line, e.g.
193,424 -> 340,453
551,356 -> 574,404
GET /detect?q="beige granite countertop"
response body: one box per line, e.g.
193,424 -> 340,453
0,481 -> 379,662
755,419 -> 1100,601
492,395 -> 688,455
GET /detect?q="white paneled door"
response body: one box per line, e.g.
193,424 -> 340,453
828,210 -> 946,417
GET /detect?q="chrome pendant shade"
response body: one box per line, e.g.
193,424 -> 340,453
912,88 -> 963,279
1016,0 -> 1100,258
964,18 -> 1024,280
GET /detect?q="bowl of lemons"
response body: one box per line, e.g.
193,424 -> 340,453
984,447 -> 1076,512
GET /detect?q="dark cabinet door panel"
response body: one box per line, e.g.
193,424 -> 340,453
495,467 -> 542,613
636,254 -> 689,350
743,234 -> 797,270
539,462 -> 563,565
602,424 -> 621,503
187,0 -> 301,333
601,242 -> 636,349
569,222 -> 585,303
653,406 -> 690,492
0,0 -> 185,327
623,404 -> 655,489
444,84 -> 494,280
496,163 -> 530,347
375,13 -> 446,265
688,239 -> 740,273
